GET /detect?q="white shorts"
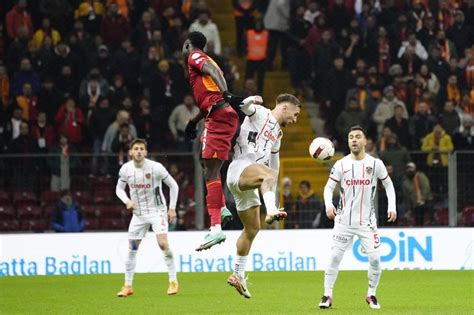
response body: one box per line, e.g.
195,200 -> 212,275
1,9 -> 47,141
226,159 -> 261,211
331,223 -> 380,253
128,211 -> 168,239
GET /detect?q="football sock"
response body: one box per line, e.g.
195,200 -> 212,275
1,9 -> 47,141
367,252 -> 381,296
324,247 -> 345,297
262,191 -> 277,214
163,249 -> 177,282
210,224 -> 222,233
234,255 -> 247,278
206,179 -> 224,228
125,249 -> 137,286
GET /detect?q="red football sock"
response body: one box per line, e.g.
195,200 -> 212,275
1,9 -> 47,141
206,179 -> 224,226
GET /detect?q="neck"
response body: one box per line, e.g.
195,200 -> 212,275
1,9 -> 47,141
351,151 -> 366,160
134,159 -> 145,168
271,108 -> 283,125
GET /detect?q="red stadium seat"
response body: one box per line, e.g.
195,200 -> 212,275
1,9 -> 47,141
462,207 -> 474,227
85,218 -> 100,230
0,205 -> 16,219
13,191 -> 37,203
100,218 -> 126,230
93,190 -> 114,204
0,191 -> 10,203
0,220 -> 19,231
434,208 -> 449,226
39,191 -> 60,206
72,191 -> 92,204
42,204 -> 56,219
20,219 -> 48,232
81,204 -> 99,218
17,205 -> 42,219
183,210 -> 196,230
97,205 -> 120,218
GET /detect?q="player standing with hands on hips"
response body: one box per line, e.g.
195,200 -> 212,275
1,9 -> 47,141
182,31 -> 245,251
226,94 -> 301,298
319,126 -> 397,309
115,139 -> 179,297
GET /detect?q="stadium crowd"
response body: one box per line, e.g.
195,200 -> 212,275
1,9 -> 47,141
0,0 -> 473,231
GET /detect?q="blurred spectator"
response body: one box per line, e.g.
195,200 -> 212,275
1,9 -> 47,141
51,189 -> 85,232
281,177 -> 296,227
385,104 -> 411,148
399,45 -> 423,78
108,74 -> 129,107
93,45 -> 113,81
245,19 -> 268,94
11,58 -> 41,97
134,98 -> 154,146
189,10 -> 222,55
446,74 -> 461,106
3,107 -> 23,145
365,137 -> 379,158
55,65 -> 78,99
37,77 -> 63,124
133,10 -> 161,48
30,112 -> 54,152
380,134 -> 412,191
101,2 -> 130,50
446,10 -> 474,58
89,97 -> 114,176
111,123 -> 133,172
39,0 -> 73,35
416,16 -> 435,50
328,0 -> 350,35
397,32 -> 428,61
372,85 -> 408,137
79,67 -> 109,105
346,76 -> 375,115
0,65 -> 9,107
240,78 -> 257,98
168,94 -> 198,151
74,0 -> 105,36
336,97 -> 367,146
47,134 -> 78,192
6,0 -> 34,40
15,82 -> 38,122
452,115 -> 474,150
55,98 -> 85,148
409,102 -> 437,149
233,0 -> 256,57
304,1 -> 321,25
313,30 -> 341,98
434,29 -> 458,63
421,123 -> 454,194
402,162 -> 433,226
415,64 -> 440,104
51,42 -> 81,83
111,39 -> 140,96
263,0 -> 290,71
9,121 -> 37,191
295,180 -> 324,229
440,101 -> 461,135
102,110 -> 137,154
377,126 -> 392,153
33,17 -> 61,49
106,0 -> 129,18
426,46 -> 450,89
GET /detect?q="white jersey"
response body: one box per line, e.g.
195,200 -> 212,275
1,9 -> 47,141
117,159 -> 172,215
327,154 -> 389,227
233,105 -> 282,166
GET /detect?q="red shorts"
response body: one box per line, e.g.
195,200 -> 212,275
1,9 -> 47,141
201,105 -> 239,160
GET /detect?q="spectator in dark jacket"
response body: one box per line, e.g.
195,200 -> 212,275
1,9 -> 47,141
101,3 -> 130,51
439,101 -> 461,136
9,121 -> 38,191
51,190 -> 85,232
408,102 -> 437,149
89,97 -> 115,176
10,58 -> 41,97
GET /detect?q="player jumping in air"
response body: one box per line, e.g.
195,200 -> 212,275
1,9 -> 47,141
115,139 -> 179,297
182,31 -> 244,251
226,94 -> 301,298
319,126 -> 397,309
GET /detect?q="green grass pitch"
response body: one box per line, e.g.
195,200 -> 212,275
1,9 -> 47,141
1,270 -> 472,314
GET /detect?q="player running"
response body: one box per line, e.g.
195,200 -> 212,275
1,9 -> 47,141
182,31 -> 244,251
115,138 -> 179,297
226,94 -> 301,298
318,126 -> 397,309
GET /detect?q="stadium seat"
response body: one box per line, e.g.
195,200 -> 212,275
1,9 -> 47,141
20,219 -> 48,232
81,204 -> 99,218
93,190 -> 114,204
100,218 -> 126,230
85,218 -> 100,230
0,219 -> 19,231
461,207 -> 474,227
0,191 -> 10,203
183,210 -> 196,230
434,208 -> 449,226
97,205 -> 120,218
39,191 -> 60,206
72,190 -> 92,204
42,204 -> 56,219
13,191 -> 38,207
17,205 -> 43,220
0,205 -> 16,219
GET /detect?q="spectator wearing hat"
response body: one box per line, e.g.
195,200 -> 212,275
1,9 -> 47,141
402,162 -> 433,226
372,85 -> 409,138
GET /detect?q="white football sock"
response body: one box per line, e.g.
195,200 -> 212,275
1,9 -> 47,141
125,249 -> 137,286
367,252 -> 381,296
210,224 -> 222,234
262,191 -> 277,213
234,255 -> 248,278
324,247 -> 345,297
162,249 -> 177,282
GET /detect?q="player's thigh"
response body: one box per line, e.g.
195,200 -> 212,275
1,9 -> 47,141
331,223 -> 355,251
149,212 -> 169,236
239,163 -> 276,191
128,214 -> 151,240
357,227 -> 381,253
202,158 -> 224,180
237,205 -> 261,232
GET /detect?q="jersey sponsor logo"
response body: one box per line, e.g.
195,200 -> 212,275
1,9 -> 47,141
345,179 -> 371,186
263,130 -> 277,142
333,234 -> 349,243
366,166 -> 373,175
130,183 -> 151,189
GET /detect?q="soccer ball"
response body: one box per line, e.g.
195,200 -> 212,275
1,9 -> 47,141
309,137 -> 335,161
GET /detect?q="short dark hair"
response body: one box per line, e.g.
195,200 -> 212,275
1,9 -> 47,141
276,93 -> 301,107
349,125 -> 367,137
129,138 -> 148,150
188,31 -> 207,50
300,180 -> 311,189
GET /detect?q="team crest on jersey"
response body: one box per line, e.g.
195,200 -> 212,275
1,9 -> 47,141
366,166 -> 373,175
145,173 -> 151,179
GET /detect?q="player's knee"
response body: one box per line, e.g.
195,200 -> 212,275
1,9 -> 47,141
244,225 -> 260,240
330,246 -> 345,265
158,239 -> 169,250
368,252 -> 381,269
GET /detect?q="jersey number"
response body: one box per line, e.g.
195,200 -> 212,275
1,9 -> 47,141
247,131 -> 257,144
373,233 -> 380,248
